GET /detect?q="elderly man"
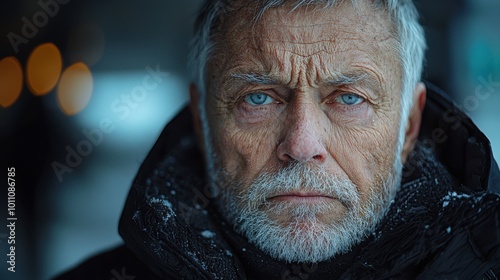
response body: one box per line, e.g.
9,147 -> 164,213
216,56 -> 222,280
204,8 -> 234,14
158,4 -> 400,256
56,0 -> 500,279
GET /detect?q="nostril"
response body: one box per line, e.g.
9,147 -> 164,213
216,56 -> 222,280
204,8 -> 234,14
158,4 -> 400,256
280,153 -> 293,162
313,154 -> 325,162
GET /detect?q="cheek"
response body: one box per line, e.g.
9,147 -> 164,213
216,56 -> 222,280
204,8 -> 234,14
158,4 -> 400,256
210,116 -> 279,182
328,116 -> 400,197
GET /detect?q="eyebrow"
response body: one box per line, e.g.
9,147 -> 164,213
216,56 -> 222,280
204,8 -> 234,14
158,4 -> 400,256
326,72 -> 368,86
229,70 -> 380,96
230,73 -> 279,85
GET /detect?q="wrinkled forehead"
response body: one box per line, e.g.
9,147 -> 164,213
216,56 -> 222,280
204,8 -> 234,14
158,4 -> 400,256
220,1 -> 396,46
208,1 -> 400,89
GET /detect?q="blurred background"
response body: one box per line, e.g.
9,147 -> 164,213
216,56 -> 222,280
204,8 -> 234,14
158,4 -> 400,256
0,0 -> 499,279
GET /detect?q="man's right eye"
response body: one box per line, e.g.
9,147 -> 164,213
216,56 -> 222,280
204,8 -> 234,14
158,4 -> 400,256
244,93 -> 274,106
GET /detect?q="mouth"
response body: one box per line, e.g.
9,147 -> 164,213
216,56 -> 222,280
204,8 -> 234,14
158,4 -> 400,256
267,192 -> 336,203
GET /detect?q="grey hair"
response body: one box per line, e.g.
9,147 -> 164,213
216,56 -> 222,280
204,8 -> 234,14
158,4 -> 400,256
189,0 -> 426,175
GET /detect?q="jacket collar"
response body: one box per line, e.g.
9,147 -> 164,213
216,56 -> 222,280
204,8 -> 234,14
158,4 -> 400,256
420,82 -> 499,193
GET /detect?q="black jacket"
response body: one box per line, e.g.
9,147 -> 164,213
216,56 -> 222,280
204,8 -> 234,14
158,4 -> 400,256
54,84 -> 500,280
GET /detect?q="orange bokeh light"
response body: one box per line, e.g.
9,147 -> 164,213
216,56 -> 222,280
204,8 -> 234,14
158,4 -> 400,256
26,43 -> 63,96
57,62 -> 93,115
0,56 -> 23,108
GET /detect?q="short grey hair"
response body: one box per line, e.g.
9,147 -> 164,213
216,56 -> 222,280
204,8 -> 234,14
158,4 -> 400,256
189,0 -> 426,173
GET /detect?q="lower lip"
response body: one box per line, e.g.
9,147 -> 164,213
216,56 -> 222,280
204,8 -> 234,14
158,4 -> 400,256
268,195 -> 335,203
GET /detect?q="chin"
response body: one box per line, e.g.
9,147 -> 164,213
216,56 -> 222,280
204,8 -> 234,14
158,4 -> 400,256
212,158 -> 402,263
238,205 -> 369,263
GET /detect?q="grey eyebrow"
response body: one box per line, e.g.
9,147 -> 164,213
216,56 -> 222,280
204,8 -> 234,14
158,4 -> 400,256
230,73 -> 279,85
326,72 -> 368,86
230,71 -> 373,88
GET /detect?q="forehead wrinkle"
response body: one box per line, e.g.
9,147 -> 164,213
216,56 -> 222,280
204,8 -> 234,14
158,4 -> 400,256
255,31 -> 395,58
260,21 -> 340,36
215,2 -> 400,96
224,43 -> 389,96
252,2 -> 394,44
248,37 -> 339,46
222,4 -> 397,66
253,23 -> 393,63
256,18 -> 384,45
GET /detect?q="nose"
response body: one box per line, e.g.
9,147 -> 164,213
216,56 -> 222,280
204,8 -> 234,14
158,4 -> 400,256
277,102 -> 327,164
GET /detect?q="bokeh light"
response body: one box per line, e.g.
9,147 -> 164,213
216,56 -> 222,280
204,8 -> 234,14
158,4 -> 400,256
57,62 -> 93,115
0,56 -> 23,108
26,43 -> 63,96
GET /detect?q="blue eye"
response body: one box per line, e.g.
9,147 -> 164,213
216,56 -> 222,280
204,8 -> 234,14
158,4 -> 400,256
337,94 -> 364,105
244,93 -> 273,106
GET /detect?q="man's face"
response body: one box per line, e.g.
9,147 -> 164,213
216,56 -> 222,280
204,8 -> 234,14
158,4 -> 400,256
199,2 -> 406,262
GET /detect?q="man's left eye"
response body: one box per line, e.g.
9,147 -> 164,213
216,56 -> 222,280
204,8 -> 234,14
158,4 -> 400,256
244,93 -> 274,106
336,94 -> 364,105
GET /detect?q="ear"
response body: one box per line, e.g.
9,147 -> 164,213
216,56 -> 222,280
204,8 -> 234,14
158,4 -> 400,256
189,83 -> 205,155
401,82 -> 426,163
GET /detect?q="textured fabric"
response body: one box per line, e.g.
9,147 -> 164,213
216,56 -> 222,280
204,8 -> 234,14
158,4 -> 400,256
54,86 -> 500,280
117,136 -> 500,280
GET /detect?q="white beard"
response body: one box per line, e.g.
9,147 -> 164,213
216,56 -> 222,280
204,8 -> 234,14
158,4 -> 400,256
213,161 -> 402,263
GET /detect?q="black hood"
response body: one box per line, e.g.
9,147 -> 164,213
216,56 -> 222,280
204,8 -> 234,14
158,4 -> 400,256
419,82 -> 499,193
117,83 -> 500,279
